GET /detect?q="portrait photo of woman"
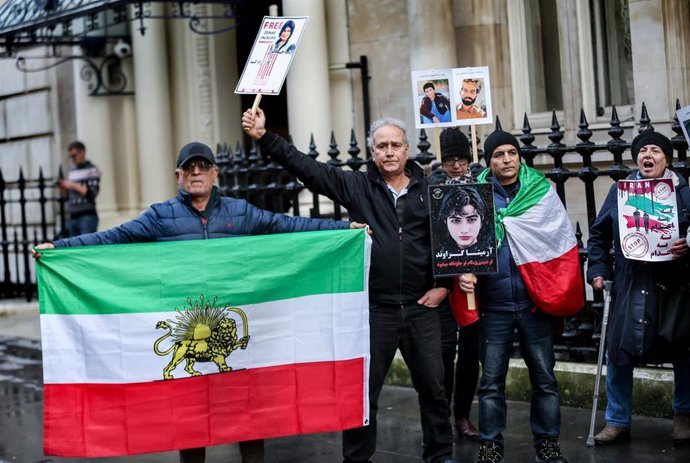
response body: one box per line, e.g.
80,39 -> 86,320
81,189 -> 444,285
273,20 -> 297,54
430,183 -> 496,276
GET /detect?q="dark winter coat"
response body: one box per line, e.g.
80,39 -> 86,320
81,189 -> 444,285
587,171 -> 690,365
420,94 -> 451,121
474,176 -> 533,313
54,186 -> 349,247
258,131 -> 440,306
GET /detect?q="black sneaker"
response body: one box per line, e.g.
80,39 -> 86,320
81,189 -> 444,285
534,438 -> 568,463
476,439 -> 504,463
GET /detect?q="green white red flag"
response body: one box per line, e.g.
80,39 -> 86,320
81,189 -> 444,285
36,229 -> 371,457
478,165 -> 584,315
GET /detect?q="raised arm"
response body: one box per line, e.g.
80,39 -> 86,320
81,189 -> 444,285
242,108 -> 366,207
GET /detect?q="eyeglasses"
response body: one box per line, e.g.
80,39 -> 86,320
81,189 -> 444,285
442,157 -> 469,167
181,160 -> 215,172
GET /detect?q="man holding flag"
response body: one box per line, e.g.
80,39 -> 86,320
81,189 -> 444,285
459,130 -> 582,463
35,141 -> 367,463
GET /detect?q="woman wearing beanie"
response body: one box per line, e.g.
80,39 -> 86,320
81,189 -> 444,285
435,128 -> 482,441
587,131 -> 690,446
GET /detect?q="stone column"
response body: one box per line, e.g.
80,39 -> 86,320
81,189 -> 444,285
283,0 -> 333,154
629,0 -> 669,122
408,0 -> 456,158
407,0 -> 456,71
662,0 -> 690,114
73,59 -> 119,228
326,0 -> 355,149
131,4 -> 176,207
556,0 -> 584,139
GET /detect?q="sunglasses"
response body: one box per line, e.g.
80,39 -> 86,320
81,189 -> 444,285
182,160 -> 215,172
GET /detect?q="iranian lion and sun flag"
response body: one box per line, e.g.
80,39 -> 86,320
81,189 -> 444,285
36,229 -> 371,457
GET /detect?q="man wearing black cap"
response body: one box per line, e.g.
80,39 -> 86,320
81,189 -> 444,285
34,141 -> 366,463
459,130 -> 569,463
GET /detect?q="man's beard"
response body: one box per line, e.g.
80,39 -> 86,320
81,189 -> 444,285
462,96 -> 476,106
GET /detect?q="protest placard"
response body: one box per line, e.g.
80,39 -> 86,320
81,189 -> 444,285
429,183 -> 497,276
617,178 -> 679,261
235,16 -> 308,96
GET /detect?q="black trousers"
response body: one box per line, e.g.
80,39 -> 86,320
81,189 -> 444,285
179,439 -> 264,463
342,303 -> 453,463
439,300 -> 480,419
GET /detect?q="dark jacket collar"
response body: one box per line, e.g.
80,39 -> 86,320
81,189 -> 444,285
366,159 -> 425,185
177,185 -> 220,214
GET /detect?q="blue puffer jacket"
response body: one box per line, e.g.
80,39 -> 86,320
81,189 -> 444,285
54,187 -> 350,247
474,177 -> 534,313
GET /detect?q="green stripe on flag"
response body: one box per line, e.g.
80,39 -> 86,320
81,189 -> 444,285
36,229 -> 366,315
477,164 -> 550,246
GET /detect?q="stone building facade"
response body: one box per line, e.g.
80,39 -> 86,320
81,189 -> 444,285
0,0 -> 688,235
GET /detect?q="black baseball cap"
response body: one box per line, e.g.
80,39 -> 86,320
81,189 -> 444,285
177,142 -> 216,168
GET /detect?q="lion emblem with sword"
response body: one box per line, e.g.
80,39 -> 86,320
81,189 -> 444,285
153,295 -> 250,380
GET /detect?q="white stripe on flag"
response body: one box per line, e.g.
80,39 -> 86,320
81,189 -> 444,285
503,187 -> 576,265
41,291 -> 369,384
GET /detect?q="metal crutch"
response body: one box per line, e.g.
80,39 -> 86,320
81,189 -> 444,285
586,280 -> 613,447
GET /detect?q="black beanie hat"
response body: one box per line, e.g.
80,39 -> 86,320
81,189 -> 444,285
440,128 -> 471,161
483,130 -> 521,164
631,131 -> 674,163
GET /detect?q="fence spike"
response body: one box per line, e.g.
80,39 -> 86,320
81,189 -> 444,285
548,110 -> 564,145
307,134 -> 318,160
327,131 -> 341,166
495,115 -> 502,131
638,101 -> 654,134
415,128 -> 434,165
577,108 -> 592,144
607,105 -> 624,141
347,129 -> 365,170
671,98 -> 689,169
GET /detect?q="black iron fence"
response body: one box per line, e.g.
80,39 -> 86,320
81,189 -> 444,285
215,100 -> 689,362
0,168 -> 65,301
2,100 -> 688,363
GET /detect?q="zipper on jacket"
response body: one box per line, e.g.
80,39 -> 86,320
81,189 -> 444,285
201,216 -> 209,239
398,225 -> 404,306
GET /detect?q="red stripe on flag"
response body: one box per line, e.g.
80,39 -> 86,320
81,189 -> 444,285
517,245 -> 584,316
44,359 -> 365,457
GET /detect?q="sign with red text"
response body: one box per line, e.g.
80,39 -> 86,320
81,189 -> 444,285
429,183 -> 497,276
617,178 -> 679,261
235,16 -> 309,95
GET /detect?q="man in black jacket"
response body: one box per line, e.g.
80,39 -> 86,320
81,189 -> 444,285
242,108 -> 456,463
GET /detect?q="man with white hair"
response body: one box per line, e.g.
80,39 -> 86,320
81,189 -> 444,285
243,108 -> 457,463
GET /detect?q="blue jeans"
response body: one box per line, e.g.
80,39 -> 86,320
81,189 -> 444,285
605,356 -> 690,427
342,303 -> 453,463
478,309 -> 561,446
67,213 -> 98,237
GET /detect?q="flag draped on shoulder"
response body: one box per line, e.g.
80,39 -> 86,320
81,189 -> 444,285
478,165 -> 584,315
36,229 -> 371,457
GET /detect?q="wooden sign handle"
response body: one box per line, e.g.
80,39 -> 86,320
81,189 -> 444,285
466,124 -> 479,310
251,94 -> 262,116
